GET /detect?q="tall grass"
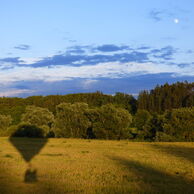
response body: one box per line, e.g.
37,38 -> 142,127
0,137 -> 194,193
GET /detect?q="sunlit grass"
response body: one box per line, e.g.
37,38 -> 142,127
1,137 -> 194,193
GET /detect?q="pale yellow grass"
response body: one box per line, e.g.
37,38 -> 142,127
1,137 -> 194,193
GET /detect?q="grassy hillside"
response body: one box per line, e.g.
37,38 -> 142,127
1,138 -> 194,193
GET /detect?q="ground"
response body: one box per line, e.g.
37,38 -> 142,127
0,137 -> 194,193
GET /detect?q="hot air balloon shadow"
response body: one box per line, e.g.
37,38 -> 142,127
9,137 -> 48,183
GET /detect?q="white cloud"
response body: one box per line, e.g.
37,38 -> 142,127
0,62 -> 15,69
82,79 -> 99,89
0,61 -> 193,84
19,57 -> 43,64
0,89 -> 34,97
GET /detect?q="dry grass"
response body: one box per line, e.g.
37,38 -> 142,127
1,137 -> 194,193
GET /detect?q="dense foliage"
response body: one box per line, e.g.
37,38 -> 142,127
162,107 -> 194,141
138,81 -> 194,113
0,81 -> 193,141
21,106 -> 54,137
11,124 -> 44,138
87,104 -> 132,139
54,103 -> 91,138
0,92 -> 136,125
0,114 -> 12,136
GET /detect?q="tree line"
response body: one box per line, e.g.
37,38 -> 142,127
138,81 -> 194,113
0,81 -> 193,141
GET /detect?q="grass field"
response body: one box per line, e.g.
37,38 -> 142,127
1,138 -> 194,193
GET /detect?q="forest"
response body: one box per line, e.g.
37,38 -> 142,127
0,81 -> 193,141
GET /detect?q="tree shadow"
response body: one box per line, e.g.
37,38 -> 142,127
151,144 -> 194,164
108,155 -> 194,193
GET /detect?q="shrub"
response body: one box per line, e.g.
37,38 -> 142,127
154,132 -> 175,142
11,123 -> 44,138
0,115 -> 12,136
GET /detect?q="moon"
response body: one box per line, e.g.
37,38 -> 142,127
174,18 -> 179,24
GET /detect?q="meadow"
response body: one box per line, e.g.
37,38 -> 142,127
1,138 -> 194,194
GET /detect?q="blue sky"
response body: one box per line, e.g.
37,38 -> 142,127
0,0 -> 194,97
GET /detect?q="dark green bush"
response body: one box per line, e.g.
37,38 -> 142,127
11,123 -> 44,138
154,132 -> 175,142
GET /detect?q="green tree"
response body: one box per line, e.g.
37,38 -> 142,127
163,107 -> 194,141
21,106 -> 54,136
143,113 -> 164,140
113,92 -> 137,114
133,109 -> 152,140
133,110 -> 152,131
138,82 -> 194,113
89,104 -> 132,139
54,103 -> 91,138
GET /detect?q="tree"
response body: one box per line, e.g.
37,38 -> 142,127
137,82 -> 194,113
21,106 -> 54,136
133,109 -> 152,140
143,113 -> 164,140
88,104 -> 132,139
113,92 -> 137,114
133,110 -> 152,131
54,103 -> 91,138
163,107 -> 194,141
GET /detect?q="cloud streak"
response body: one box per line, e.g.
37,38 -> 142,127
0,44 -> 178,69
150,10 -> 164,21
0,61 -> 193,84
0,89 -> 34,97
14,44 -> 31,50
95,44 -> 130,52
149,9 -> 178,22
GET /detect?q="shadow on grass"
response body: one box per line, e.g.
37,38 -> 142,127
0,165 -> 74,194
0,138 -> 77,194
24,168 -> 38,183
151,144 -> 194,164
108,156 -> 194,193
0,168 -> 11,194
9,137 -> 48,183
9,138 -> 48,163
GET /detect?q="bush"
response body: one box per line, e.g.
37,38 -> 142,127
154,132 -> 175,142
11,123 -> 44,138
0,114 -> 12,136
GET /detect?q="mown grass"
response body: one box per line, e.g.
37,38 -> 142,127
1,137 -> 194,193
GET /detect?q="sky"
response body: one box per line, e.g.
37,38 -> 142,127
0,0 -> 194,97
